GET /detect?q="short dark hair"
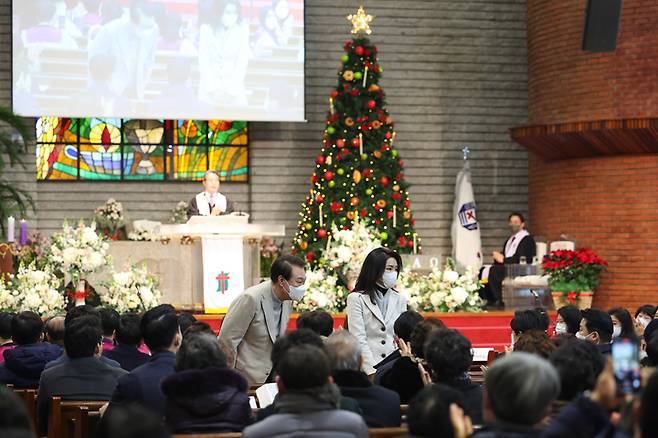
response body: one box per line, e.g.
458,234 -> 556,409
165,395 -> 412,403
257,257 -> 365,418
0,385 -> 32,431
296,310 -> 334,337
270,254 -> 305,282
64,315 -> 102,359
513,330 -> 556,359
65,304 -> 100,327
508,212 -> 525,223
178,312 -> 197,336
11,311 -> 44,345
141,305 -> 179,351
115,313 -> 142,347
277,344 -> 330,390
45,316 -> 65,345
581,308 -> 613,343
549,338 -> 603,401
608,307 -> 638,340
183,321 -> 214,338
407,383 -> 466,438
393,310 -> 423,343
410,318 -> 445,358
271,329 -> 324,374
0,311 -> 14,340
635,304 -> 657,319
425,329 -> 473,382
96,403 -> 172,438
175,333 -> 227,371
557,305 -> 582,335
511,309 -> 546,334
99,307 -> 120,337
354,247 -> 403,304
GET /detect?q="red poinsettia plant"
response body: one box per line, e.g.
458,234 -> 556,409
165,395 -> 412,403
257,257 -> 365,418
542,248 -> 608,299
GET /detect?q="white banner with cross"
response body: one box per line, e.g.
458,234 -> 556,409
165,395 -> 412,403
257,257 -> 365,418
202,236 -> 245,313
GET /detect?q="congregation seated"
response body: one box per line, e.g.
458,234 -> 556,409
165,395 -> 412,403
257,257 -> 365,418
513,330 -> 556,359
103,313 -> 150,371
37,314 -> 128,434
511,309 -> 550,342
108,304 -> 181,417
374,310 -> 423,376
325,330 -> 401,427
296,309 -> 334,340
406,383 -> 471,438
577,308 -> 614,357
0,311 -> 16,364
548,337 -> 603,404
99,307 -> 120,352
161,332 -> 251,434
379,318 -> 444,403
554,305 -> 582,337
0,311 -> 62,388
43,315 -> 65,347
608,307 -> 639,341
241,344 -> 369,438
425,328 -> 484,425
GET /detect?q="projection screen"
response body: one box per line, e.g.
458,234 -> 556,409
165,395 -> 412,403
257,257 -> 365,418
12,0 -> 305,121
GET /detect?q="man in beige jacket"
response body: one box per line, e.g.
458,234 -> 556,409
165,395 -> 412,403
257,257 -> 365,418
218,255 -> 307,385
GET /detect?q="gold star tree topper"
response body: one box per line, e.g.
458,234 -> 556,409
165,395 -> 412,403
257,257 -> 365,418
347,6 -> 374,35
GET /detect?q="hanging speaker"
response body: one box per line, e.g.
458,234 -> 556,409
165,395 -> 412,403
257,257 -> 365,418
582,0 -> 623,52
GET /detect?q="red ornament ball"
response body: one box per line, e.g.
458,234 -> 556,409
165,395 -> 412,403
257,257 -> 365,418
392,192 -> 402,201
355,45 -> 364,55
315,194 -> 325,204
387,210 -> 394,218
352,138 -> 360,147
306,252 -> 315,262
324,171 -> 334,181
350,88 -> 359,96
330,90 -> 339,98
367,100 -> 376,109
336,139 -> 345,148
350,196 -> 360,206
316,155 -> 325,165
385,132 -> 392,140
407,241 -> 414,248
404,200 -> 411,208
311,175 -> 318,184
399,236 -> 407,246
360,209 -> 367,217
379,176 -> 389,186
316,228 -> 327,239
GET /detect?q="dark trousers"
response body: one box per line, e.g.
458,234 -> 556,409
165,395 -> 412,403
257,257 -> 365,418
487,264 -> 505,303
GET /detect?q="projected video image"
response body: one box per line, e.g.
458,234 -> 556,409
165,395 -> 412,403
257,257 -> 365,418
13,0 -> 305,122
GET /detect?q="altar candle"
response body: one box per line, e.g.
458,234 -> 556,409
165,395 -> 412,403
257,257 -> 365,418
413,233 -> 418,255
6,217 -> 14,242
359,133 -> 363,156
391,131 -> 397,147
319,204 -> 323,228
329,97 -> 335,115
19,220 -> 27,245
393,206 -> 397,228
326,234 -> 332,252
363,66 -> 369,87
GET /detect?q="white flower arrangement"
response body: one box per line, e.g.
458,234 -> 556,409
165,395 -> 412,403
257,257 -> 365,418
128,220 -> 163,242
324,219 -> 382,286
399,261 -> 484,312
49,221 -> 112,283
0,264 -> 65,316
94,198 -> 125,232
99,264 -> 162,313
170,201 -> 189,224
295,269 -> 348,313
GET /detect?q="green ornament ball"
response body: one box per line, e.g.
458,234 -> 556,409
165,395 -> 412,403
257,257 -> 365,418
337,168 -> 345,176
360,153 -> 368,160
340,216 -> 347,223
354,71 -> 363,80
391,150 -> 398,157
304,223 -> 312,230
327,126 -> 336,134
365,188 -> 373,196
379,231 -> 389,241
328,181 -> 336,188
341,54 -> 349,63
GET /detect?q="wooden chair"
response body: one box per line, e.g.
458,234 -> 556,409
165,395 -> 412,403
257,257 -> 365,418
12,388 -> 38,430
47,397 -> 107,438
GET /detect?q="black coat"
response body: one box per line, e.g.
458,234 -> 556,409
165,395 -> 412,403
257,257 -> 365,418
256,393 -> 362,421
162,366 -> 252,434
442,376 -> 484,425
0,342 -> 62,388
103,344 -> 150,372
379,356 -> 424,404
502,235 -> 536,264
332,369 -> 401,427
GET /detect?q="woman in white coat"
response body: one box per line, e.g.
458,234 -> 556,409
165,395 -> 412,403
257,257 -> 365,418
346,247 -> 407,376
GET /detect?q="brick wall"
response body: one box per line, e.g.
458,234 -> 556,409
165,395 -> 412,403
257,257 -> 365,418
528,154 -> 658,310
527,0 -> 658,125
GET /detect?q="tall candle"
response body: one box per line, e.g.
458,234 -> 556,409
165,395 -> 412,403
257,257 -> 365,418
391,131 -> 397,147
329,97 -> 335,115
6,216 -> 14,242
19,220 -> 27,245
319,204 -> 323,228
393,206 -> 397,228
359,133 -> 363,156
325,235 -> 332,253
413,233 -> 418,255
363,66 -> 369,87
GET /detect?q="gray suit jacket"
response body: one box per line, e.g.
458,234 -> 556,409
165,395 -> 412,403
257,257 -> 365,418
218,281 -> 292,385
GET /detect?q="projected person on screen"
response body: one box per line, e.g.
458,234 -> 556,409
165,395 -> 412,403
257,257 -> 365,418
186,170 -> 235,219
88,0 -> 159,103
198,0 -> 249,106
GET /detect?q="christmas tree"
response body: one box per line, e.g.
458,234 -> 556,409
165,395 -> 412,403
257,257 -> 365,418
292,7 -> 420,266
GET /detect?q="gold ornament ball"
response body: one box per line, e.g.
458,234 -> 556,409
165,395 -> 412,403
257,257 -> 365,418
373,150 -> 382,159
404,211 -> 411,219
392,184 -> 400,192
343,70 -> 354,81
350,196 -> 360,206
376,199 -> 386,208
299,241 -> 308,250
352,169 -> 362,184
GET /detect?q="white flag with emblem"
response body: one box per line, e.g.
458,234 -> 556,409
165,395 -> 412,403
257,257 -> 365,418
451,159 -> 482,271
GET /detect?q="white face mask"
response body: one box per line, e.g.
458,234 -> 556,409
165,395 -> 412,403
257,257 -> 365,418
612,326 -> 622,339
575,331 -> 587,341
382,271 -> 398,289
284,280 -> 306,302
637,316 -> 652,329
554,322 -> 567,336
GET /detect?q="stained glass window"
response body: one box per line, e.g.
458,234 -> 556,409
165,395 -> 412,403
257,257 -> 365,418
36,118 -> 248,182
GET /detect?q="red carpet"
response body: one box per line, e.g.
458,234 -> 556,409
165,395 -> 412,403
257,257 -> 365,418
196,311 -> 556,352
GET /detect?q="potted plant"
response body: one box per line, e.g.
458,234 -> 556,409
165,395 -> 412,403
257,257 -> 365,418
542,248 -> 608,309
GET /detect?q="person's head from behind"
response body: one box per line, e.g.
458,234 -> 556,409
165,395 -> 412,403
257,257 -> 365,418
0,311 -> 14,343
508,212 -> 526,234
483,352 -> 560,426
115,313 -> 142,348
44,316 -> 65,346
549,338 -> 603,401
99,307 -> 120,339
513,330 -> 556,359
394,310 -> 423,343
183,321 -> 214,338
425,329 -> 472,383
12,311 -> 44,346
578,308 -> 613,345
410,318 -> 445,358
511,309 -> 546,338
0,385 -> 33,434
141,304 -> 181,353
270,254 -> 307,302
635,304 -> 656,330
325,330 -> 362,372
271,328 -> 324,374
175,333 -> 227,372
608,307 -> 636,340
276,344 -> 331,392
354,247 -> 402,299
556,305 -> 582,336
96,403 -> 171,438
177,312 -> 197,336
297,310 -> 333,337
407,384 -> 467,438
65,304 -> 100,327
64,315 -> 102,359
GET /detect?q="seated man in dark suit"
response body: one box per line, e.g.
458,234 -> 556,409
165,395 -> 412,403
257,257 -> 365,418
186,170 -> 235,219
104,313 -> 150,371
37,315 -> 127,435
108,304 -> 182,417
325,331 -> 401,427
577,308 -> 614,358
485,212 -> 536,309
0,311 -> 62,388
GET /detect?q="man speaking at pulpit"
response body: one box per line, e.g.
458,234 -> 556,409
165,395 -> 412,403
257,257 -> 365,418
187,170 -> 235,219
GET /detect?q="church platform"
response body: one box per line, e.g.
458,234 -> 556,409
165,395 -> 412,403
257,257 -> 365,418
195,311 -> 556,352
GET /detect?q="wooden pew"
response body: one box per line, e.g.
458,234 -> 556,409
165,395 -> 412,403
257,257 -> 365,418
47,397 -> 107,438
11,387 -> 38,430
172,428 -> 409,438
